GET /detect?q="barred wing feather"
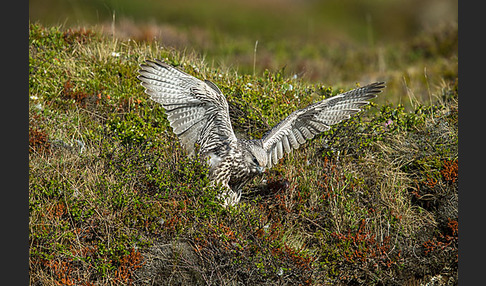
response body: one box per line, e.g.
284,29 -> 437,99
138,60 -> 237,155
261,82 -> 385,168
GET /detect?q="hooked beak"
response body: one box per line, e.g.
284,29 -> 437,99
256,166 -> 265,174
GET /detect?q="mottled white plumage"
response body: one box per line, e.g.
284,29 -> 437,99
138,59 -> 385,206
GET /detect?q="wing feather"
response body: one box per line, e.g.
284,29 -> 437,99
282,134 -> 291,153
287,130 -> 299,150
138,59 -> 237,155
272,147 -> 278,165
294,128 -> 306,145
276,140 -> 284,160
261,82 -> 385,168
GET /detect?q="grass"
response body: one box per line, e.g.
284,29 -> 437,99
29,0 -> 458,108
29,20 -> 457,285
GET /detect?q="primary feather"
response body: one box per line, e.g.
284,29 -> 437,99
138,60 -> 385,206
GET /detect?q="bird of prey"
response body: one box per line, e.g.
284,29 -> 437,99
138,59 -> 385,207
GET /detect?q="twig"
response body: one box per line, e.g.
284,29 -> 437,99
253,40 -> 258,76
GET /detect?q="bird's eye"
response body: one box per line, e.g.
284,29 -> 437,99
252,158 -> 259,165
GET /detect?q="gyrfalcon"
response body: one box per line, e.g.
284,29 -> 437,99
138,59 -> 385,206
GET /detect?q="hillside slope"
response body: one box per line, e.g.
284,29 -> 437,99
29,23 -> 457,285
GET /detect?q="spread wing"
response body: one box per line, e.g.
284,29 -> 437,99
261,82 -> 385,168
138,59 -> 237,155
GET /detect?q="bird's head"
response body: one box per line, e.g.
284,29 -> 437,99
245,143 -> 267,175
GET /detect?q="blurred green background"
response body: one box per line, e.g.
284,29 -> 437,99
29,0 -> 457,42
29,0 -> 458,105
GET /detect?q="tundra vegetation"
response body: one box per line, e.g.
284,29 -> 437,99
29,3 -> 457,284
